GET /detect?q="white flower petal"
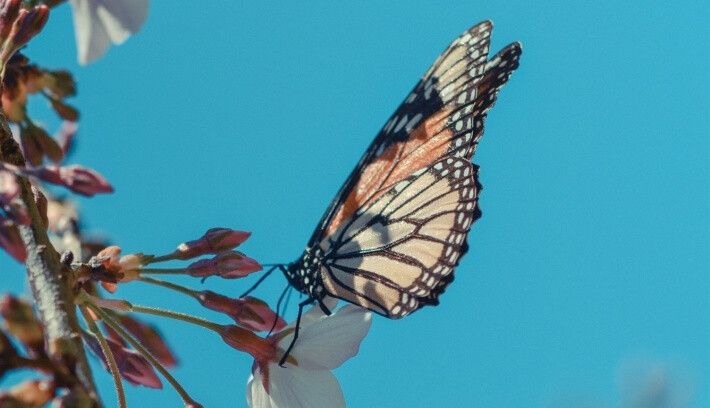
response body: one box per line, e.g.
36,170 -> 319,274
95,0 -> 148,44
290,305 -> 372,370
247,372 -> 274,408
70,0 -> 110,65
69,0 -> 149,65
268,364 -> 345,408
282,296 -> 339,333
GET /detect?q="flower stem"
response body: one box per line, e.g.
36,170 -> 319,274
86,303 -> 201,407
137,276 -> 200,299
127,304 -> 222,333
79,306 -> 126,408
137,268 -> 189,275
144,252 -> 179,264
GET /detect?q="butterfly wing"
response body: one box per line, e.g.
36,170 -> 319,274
290,21 -> 521,316
319,156 -> 480,318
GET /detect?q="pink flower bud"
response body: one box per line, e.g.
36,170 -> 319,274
104,314 -> 177,368
0,295 -> 42,350
175,228 -> 251,260
0,0 -> 21,40
187,250 -> 262,279
83,333 -> 162,389
197,291 -> 286,332
0,220 -> 26,262
2,6 -> 48,62
28,164 -> 113,197
220,325 -> 275,362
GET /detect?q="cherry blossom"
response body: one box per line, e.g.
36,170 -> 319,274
68,0 -> 148,64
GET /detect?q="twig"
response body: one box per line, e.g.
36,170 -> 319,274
0,109 -> 100,403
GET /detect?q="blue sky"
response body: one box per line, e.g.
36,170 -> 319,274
2,1 -> 708,407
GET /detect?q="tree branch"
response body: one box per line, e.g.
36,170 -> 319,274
0,112 -> 101,405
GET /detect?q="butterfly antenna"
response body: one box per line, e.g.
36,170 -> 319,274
268,283 -> 291,336
278,297 -> 315,367
239,264 -> 279,298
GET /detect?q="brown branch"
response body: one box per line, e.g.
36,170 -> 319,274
0,111 -> 101,405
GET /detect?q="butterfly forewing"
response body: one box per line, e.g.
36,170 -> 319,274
319,157 -> 480,318
315,21 -> 498,241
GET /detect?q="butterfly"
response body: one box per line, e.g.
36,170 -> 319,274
273,21 -> 520,350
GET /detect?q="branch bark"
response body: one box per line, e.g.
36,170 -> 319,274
0,112 -> 101,405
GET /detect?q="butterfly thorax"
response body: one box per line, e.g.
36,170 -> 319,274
285,246 -> 326,299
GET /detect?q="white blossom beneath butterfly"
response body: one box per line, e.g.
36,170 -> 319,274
246,299 -> 372,408
68,0 -> 148,65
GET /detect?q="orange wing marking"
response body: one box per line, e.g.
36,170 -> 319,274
326,107 -> 453,236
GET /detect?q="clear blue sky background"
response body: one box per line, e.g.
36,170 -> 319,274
2,1 -> 708,407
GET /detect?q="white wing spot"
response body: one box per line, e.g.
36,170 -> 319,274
394,180 -> 409,193
405,113 -> 423,132
394,115 -> 408,133
384,117 -> 396,133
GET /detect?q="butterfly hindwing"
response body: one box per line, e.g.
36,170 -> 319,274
319,156 -> 480,318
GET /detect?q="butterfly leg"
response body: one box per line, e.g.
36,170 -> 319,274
278,297 -> 315,367
317,298 -> 332,316
239,264 -> 278,298
268,283 -> 291,335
